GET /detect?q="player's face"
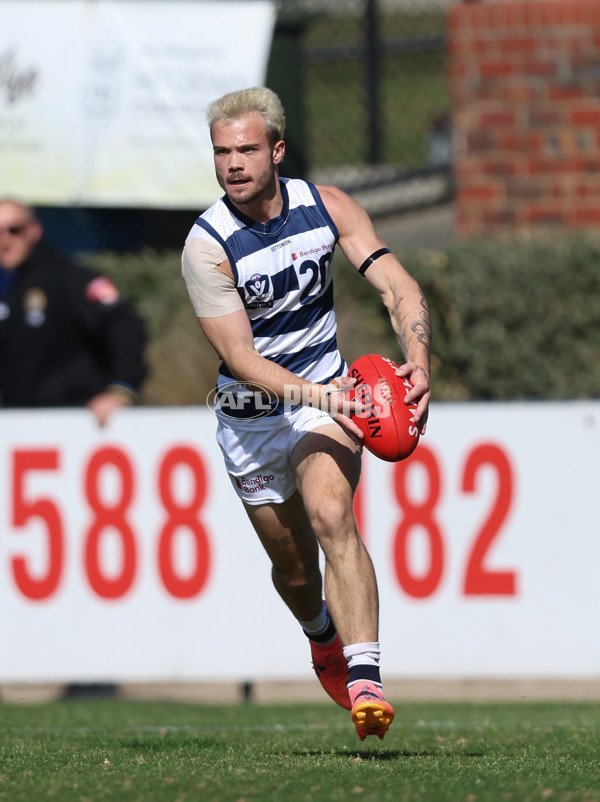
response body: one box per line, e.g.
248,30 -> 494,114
0,202 -> 42,271
211,113 -> 284,212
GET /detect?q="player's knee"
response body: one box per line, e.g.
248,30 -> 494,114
308,494 -> 354,541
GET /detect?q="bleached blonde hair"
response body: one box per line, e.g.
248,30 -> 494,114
206,87 -> 285,147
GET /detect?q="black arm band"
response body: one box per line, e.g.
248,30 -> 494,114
358,247 -> 392,276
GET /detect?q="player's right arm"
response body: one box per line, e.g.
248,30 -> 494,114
181,236 -> 364,435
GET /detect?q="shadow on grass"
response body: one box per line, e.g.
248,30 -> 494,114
292,749 -> 486,760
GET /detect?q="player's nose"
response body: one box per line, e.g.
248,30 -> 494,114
226,153 -> 245,171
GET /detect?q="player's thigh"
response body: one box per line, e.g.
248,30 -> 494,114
289,423 -> 362,511
243,491 -> 319,572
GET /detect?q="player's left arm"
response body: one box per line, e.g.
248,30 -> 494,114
318,184 -> 431,430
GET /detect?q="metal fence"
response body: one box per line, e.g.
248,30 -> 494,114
269,0 -> 453,216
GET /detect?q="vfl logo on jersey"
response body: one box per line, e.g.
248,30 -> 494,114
244,273 -> 273,308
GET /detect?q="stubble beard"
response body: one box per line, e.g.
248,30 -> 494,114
224,164 -> 277,208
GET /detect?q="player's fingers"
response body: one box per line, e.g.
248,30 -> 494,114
334,397 -> 365,417
336,375 -> 357,390
333,412 -> 364,441
322,385 -> 364,416
397,364 -> 430,401
415,401 -> 429,433
404,382 -> 426,405
394,361 -> 413,377
396,361 -> 427,379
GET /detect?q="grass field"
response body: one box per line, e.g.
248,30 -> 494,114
2,698 -> 600,802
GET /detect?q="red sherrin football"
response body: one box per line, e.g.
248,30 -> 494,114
348,353 -> 421,462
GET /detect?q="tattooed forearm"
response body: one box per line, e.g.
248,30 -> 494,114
413,292 -> 432,348
389,289 -> 431,357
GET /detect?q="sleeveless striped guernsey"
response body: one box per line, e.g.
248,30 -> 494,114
187,178 -> 345,418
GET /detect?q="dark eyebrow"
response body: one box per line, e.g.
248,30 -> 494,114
213,141 -> 261,150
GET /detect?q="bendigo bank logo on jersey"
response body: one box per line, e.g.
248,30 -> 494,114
244,273 -> 273,308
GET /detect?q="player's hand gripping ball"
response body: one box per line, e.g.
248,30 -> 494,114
348,353 -> 421,462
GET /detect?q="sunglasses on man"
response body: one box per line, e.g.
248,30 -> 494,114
0,224 -> 28,236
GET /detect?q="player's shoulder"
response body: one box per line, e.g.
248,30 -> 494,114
314,182 -> 348,201
189,194 -> 241,245
314,183 -> 369,229
184,235 -> 226,264
314,183 -> 360,211
279,177 -> 319,211
182,231 -> 229,282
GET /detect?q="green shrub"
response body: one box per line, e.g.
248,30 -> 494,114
403,232 -> 600,400
83,230 -> 600,405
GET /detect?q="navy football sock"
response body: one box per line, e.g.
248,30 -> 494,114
299,602 -> 337,643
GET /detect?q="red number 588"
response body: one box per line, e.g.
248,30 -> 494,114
9,446 -> 211,602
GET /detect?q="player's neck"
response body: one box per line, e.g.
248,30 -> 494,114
233,176 -> 283,224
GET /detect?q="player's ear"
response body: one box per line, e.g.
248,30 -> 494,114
272,139 -> 285,165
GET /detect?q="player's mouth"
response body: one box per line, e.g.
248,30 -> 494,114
228,176 -> 251,187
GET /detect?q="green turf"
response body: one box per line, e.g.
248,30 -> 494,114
1,699 -> 600,801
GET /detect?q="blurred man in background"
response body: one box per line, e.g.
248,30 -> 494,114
0,198 -> 147,426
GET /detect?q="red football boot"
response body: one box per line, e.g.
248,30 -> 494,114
349,681 -> 395,741
310,634 -> 351,710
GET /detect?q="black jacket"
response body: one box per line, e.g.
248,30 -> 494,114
0,241 -> 147,407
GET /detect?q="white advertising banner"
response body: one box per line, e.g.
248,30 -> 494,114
0,401 -> 598,683
0,0 -> 276,207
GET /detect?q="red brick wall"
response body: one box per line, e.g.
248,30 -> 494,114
449,0 -> 600,237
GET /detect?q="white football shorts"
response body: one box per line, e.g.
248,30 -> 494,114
215,405 -> 335,505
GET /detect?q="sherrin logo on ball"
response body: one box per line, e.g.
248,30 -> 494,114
348,353 -> 421,462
